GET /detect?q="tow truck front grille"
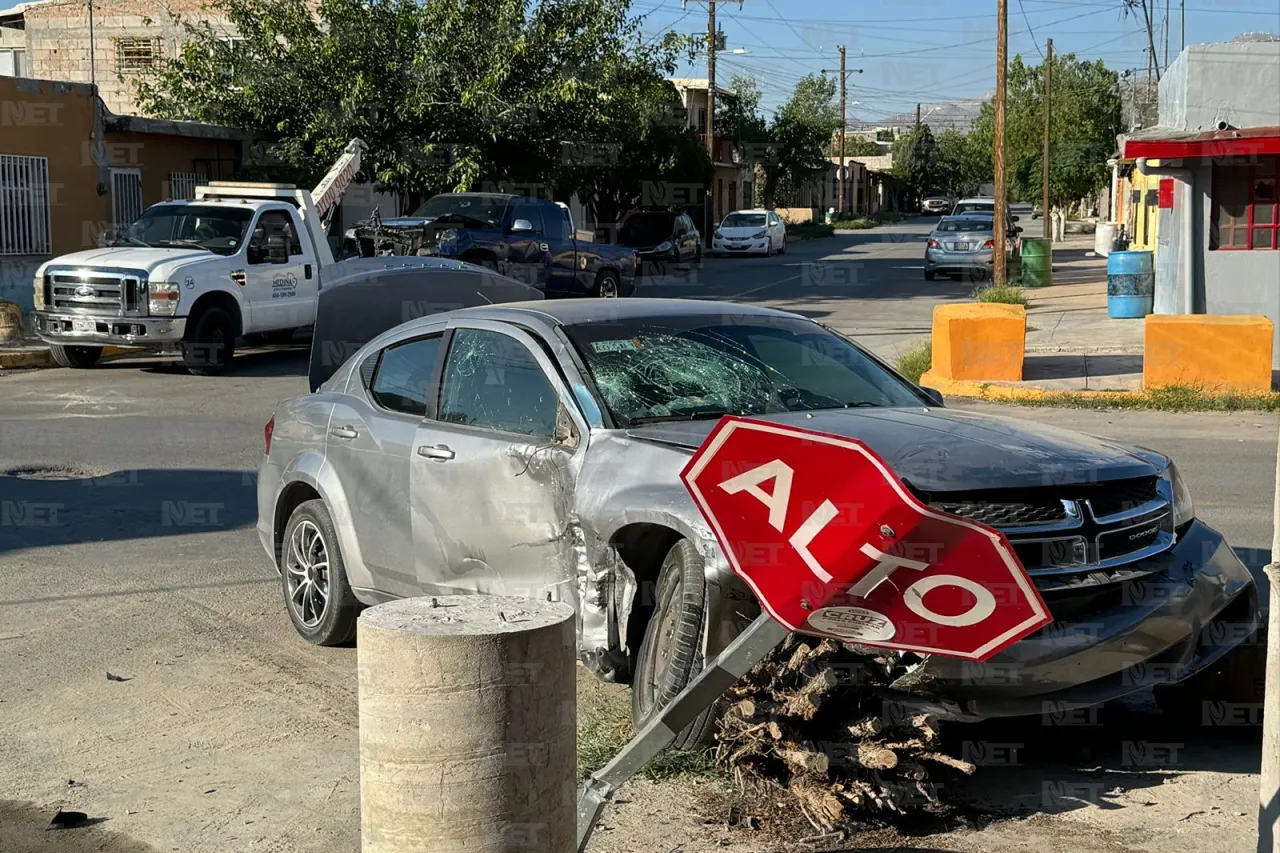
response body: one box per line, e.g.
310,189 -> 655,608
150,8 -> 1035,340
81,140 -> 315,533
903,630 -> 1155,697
48,269 -> 147,316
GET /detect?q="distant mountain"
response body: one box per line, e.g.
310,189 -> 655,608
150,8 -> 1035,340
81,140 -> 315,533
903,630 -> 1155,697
848,99 -> 990,133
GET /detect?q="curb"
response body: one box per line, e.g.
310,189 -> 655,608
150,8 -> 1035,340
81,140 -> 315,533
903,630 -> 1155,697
919,370 -> 1140,402
1024,345 -> 1145,355
0,346 -> 136,370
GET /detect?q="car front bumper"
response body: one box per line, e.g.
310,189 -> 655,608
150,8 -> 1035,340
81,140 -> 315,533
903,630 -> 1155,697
32,311 -> 187,346
890,518 -> 1258,721
713,239 -> 770,254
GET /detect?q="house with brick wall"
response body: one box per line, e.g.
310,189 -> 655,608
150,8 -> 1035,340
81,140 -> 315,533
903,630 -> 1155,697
0,0 -> 235,116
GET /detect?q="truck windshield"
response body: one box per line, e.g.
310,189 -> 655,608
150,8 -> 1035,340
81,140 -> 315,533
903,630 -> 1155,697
410,195 -> 509,227
114,205 -> 252,256
563,315 -> 925,426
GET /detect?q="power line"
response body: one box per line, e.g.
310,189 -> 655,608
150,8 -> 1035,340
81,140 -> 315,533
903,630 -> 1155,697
1017,0 -> 1047,59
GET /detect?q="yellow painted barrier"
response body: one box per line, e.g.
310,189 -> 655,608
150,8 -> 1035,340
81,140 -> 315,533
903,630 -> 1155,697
927,303 -> 1026,382
1144,315 -> 1274,393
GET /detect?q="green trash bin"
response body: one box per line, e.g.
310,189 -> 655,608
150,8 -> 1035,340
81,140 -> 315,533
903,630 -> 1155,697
1021,237 -> 1053,287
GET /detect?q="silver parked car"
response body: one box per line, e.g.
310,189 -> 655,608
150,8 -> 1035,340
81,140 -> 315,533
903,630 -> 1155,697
258,299 -> 1256,744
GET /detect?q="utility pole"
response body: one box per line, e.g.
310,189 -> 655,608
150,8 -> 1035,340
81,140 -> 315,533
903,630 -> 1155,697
1164,0 -> 1170,69
915,103 -> 921,130
839,46 -> 846,216
87,0 -> 96,90
1043,38 -> 1052,242
705,0 -> 716,244
993,0 -> 1008,287
1180,0 -> 1185,52
1260,439 -> 1280,853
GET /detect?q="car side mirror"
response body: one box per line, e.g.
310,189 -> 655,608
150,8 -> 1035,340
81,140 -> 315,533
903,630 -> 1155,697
510,219 -> 534,234
554,405 -> 580,448
1015,226 -> 1024,234
921,387 -> 945,407
266,234 -> 289,264
1011,215 -> 1021,222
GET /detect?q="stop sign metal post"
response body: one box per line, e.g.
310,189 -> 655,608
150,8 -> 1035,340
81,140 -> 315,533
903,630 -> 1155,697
576,416 -> 1052,850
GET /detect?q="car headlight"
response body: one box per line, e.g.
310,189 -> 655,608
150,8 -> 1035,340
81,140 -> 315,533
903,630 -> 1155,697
655,241 -> 672,252
750,230 -> 767,239
714,231 -> 724,240
1162,461 -> 1195,527
33,272 -> 46,309
148,280 -> 180,316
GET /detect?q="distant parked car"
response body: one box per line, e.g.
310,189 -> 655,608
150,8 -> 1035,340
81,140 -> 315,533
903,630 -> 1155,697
712,209 -> 787,257
924,214 -> 1021,281
921,195 -> 952,214
617,210 -> 702,275
950,197 -> 995,217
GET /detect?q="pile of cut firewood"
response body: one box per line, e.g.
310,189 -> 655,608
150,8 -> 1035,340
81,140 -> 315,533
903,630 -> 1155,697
715,635 -> 974,833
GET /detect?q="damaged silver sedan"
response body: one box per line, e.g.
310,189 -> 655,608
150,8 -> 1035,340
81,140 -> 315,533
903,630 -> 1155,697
257,299 -> 1257,745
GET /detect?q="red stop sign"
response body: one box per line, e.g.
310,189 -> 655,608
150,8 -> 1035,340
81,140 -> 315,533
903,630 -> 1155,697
680,416 -> 1052,661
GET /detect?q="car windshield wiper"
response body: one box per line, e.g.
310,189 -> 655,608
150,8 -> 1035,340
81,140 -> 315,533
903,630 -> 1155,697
157,239 -> 211,251
627,410 -> 732,425
112,235 -> 150,248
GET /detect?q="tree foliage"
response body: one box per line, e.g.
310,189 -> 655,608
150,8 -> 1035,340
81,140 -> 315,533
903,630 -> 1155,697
134,0 -> 709,218
756,74 -> 840,207
968,52 -> 1121,209
891,124 -> 939,200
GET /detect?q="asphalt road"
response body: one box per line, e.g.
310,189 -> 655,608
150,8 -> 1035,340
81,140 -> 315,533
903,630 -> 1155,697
640,217 -> 971,360
0,233 -> 1277,852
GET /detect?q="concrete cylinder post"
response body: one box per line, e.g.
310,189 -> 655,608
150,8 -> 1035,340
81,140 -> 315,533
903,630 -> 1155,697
358,596 -> 577,853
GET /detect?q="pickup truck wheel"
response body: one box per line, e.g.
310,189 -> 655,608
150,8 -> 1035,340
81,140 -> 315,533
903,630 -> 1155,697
593,270 -> 621,299
182,307 -> 236,376
631,539 -> 717,751
281,499 -> 360,646
466,256 -> 498,272
50,344 -> 103,369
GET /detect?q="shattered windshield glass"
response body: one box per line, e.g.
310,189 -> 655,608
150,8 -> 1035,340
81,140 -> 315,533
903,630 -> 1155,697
562,316 -> 926,426
410,194 -> 510,227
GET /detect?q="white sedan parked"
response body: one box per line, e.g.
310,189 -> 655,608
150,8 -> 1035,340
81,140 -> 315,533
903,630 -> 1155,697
711,209 -> 787,256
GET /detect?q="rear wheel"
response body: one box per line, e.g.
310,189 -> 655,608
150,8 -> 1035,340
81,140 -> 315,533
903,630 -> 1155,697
280,499 -> 360,646
924,269 -> 936,281
49,344 -> 102,369
181,306 -> 235,376
593,269 -> 621,298
631,539 -> 717,751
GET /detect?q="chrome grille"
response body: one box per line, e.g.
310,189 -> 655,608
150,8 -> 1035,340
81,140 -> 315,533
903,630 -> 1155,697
928,476 -> 1173,577
48,268 -> 147,317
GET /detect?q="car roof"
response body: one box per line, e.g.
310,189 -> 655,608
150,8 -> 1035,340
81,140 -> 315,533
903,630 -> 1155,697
387,298 -> 807,337
954,198 -> 995,204
725,209 -> 770,214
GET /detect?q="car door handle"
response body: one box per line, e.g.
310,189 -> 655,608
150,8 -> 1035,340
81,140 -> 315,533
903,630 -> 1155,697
417,444 -> 455,461
304,264 -> 313,280
330,425 -> 358,440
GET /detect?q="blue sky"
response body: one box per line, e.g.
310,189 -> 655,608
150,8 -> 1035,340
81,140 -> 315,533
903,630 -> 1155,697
635,0 -> 1280,119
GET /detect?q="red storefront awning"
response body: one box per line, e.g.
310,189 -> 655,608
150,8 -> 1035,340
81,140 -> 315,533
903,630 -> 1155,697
1123,126 -> 1280,159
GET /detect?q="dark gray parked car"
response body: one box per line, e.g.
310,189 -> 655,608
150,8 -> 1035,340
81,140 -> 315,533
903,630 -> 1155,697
257,299 -> 1257,744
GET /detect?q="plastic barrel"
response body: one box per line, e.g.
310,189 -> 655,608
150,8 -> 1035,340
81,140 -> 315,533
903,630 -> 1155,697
1094,222 -> 1116,258
1106,250 -> 1154,319
1021,237 -> 1053,287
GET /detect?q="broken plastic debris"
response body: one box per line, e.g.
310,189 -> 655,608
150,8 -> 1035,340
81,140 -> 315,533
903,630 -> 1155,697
106,672 -> 132,682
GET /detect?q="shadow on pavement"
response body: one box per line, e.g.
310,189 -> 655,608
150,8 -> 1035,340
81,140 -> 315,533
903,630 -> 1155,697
0,467 -> 257,556
0,801 -> 160,853
95,345 -> 310,379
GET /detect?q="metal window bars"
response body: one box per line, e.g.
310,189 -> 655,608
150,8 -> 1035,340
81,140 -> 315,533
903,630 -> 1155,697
0,154 -> 51,256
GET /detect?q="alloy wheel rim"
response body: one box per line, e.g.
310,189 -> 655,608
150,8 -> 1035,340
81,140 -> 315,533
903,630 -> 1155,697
601,277 -> 619,298
285,519 -> 330,627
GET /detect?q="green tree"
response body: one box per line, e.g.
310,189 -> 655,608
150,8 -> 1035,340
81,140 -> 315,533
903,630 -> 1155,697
968,52 -> 1120,213
716,74 -> 769,149
839,134 -> 882,157
134,0 -> 706,219
756,74 -> 840,208
891,124 -> 939,202
936,128 -> 987,196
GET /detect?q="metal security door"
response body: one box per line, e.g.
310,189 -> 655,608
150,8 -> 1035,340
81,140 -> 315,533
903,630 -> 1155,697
110,168 -> 144,231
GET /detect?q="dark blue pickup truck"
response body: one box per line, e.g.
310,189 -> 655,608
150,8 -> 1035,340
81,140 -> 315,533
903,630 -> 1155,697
347,193 -> 638,297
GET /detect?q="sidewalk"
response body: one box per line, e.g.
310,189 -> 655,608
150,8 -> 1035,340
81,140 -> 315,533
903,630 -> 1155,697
1014,232 -> 1146,392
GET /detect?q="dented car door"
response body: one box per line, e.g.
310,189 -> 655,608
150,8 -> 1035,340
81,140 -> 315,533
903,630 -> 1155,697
409,321 -> 586,602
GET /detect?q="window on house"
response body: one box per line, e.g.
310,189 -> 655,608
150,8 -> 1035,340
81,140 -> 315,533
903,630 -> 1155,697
1212,158 -> 1279,251
0,154 -> 51,255
115,38 -> 163,71
0,48 -> 26,77
167,171 -> 207,201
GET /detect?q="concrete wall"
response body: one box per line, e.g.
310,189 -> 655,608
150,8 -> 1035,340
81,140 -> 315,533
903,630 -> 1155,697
1160,43 -> 1280,132
104,130 -> 239,207
20,0 -> 234,116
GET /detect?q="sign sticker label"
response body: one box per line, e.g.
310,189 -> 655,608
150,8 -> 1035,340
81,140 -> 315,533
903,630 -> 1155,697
807,606 -> 896,643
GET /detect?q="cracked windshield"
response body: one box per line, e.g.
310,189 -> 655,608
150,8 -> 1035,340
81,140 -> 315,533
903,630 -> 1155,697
564,316 -> 924,425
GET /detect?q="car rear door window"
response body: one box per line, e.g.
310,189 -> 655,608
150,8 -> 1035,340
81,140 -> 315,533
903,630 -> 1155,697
370,335 -> 442,416
437,328 -> 559,438
542,204 -> 572,242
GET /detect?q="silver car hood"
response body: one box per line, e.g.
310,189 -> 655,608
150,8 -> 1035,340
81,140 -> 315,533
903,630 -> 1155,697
622,407 -> 1162,493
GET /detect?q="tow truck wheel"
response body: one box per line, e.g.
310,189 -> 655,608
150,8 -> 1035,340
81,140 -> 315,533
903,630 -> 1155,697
631,539 -> 718,751
182,306 -> 236,376
593,270 -> 621,299
49,344 -> 102,369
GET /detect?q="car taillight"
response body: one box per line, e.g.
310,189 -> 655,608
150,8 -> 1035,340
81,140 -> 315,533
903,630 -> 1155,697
927,239 -> 939,248
983,239 -> 995,249
264,415 -> 275,456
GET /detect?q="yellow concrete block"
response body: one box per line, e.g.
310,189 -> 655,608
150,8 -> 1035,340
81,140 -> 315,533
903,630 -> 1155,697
930,303 -> 1026,382
1143,315 -> 1274,393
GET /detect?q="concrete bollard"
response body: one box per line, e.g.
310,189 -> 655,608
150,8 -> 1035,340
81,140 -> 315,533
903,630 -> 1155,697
358,595 -> 577,853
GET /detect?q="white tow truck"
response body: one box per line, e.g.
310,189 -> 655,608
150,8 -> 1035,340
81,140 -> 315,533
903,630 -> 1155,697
31,140 -> 368,375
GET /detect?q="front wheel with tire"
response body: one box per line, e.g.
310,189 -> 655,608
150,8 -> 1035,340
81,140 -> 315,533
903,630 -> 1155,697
631,539 -> 717,751
764,237 -> 774,257
50,344 -> 103,369
593,269 -> 621,298
280,499 -> 360,645
181,306 -> 236,376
